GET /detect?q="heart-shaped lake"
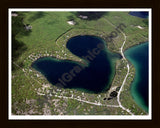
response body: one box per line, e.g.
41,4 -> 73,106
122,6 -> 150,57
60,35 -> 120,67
32,35 -> 120,93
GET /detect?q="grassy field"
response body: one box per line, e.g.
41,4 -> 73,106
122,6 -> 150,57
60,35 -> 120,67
11,11 -> 148,115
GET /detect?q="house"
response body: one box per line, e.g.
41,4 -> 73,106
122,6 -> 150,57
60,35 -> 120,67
24,24 -> 32,31
79,15 -> 88,19
67,21 -> 76,25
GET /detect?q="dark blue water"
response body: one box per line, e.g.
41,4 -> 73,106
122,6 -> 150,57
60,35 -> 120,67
125,42 -> 149,112
129,11 -> 148,18
32,36 -> 120,93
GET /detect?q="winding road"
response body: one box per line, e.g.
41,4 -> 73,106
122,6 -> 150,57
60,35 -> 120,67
104,19 -> 134,115
117,33 -> 134,115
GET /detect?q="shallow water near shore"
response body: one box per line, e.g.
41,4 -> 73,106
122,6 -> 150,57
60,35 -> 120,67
124,42 -> 149,112
32,35 -> 120,93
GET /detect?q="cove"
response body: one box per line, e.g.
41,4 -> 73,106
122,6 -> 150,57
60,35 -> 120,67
32,35 -> 120,93
124,42 -> 149,112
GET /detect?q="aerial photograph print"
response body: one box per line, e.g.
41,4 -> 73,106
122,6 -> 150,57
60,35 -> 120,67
9,9 -> 151,119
